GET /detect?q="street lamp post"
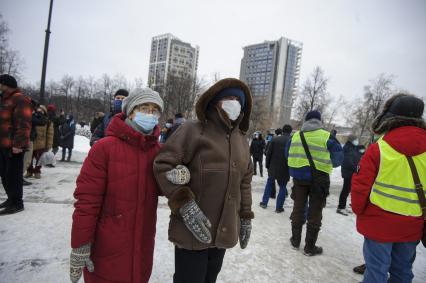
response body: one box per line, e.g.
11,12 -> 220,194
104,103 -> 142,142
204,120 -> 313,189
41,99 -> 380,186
39,0 -> 54,105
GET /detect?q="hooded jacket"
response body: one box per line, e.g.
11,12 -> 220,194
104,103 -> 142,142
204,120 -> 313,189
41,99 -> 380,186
351,126 -> 426,242
71,113 -> 161,283
153,78 -> 254,250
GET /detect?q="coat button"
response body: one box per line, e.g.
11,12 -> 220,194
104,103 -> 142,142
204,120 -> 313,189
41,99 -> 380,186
228,195 -> 232,200
222,227 -> 227,232
226,134 -> 230,139
232,162 -> 237,167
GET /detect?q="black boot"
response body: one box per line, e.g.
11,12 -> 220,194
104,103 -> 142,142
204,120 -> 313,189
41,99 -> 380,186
304,227 -> 323,256
290,226 -> 302,250
0,200 -> 11,209
353,264 -> 366,275
0,205 -> 24,216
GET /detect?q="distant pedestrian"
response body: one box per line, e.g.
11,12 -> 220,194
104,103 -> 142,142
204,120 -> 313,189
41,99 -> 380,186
90,112 -> 104,134
260,125 -> 292,212
90,89 -> 128,145
352,94 -> 426,283
59,114 -> 76,162
168,113 -> 186,138
47,104 -> 65,157
161,118 -> 175,143
250,133 -> 265,177
336,134 -> 362,216
0,74 -> 32,215
25,105 -> 53,179
286,110 -> 343,256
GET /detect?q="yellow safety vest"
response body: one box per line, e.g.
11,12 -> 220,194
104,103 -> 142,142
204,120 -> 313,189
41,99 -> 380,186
288,129 -> 333,174
370,139 -> 426,216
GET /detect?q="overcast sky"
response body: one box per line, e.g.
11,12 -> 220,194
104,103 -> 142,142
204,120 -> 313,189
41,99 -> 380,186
1,0 -> 425,101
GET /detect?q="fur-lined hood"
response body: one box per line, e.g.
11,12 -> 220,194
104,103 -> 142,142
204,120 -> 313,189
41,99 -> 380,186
371,94 -> 425,134
195,78 -> 252,133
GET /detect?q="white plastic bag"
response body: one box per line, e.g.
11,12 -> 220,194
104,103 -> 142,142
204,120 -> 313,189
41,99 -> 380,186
37,151 -> 56,167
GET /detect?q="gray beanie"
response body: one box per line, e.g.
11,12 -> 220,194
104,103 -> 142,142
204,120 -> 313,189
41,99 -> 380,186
122,88 -> 164,116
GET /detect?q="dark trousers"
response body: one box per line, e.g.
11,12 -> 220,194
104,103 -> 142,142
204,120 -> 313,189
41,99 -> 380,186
290,179 -> 326,230
27,149 -> 45,174
253,157 -> 263,176
338,177 -> 352,209
174,246 -> 226,283
62,147 -> 72,160
0,149 -> 24,207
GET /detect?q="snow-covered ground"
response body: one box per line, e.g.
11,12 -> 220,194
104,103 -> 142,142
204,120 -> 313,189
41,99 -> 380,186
0,136 -> 425,283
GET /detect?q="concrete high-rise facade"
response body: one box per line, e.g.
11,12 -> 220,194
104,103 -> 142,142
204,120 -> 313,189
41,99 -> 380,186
240,37 -> 302,128
148,33 -> 199,89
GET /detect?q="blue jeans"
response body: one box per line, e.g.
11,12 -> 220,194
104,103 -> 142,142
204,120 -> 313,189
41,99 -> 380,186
363,238 -> 418,283
262,177 -> 287,210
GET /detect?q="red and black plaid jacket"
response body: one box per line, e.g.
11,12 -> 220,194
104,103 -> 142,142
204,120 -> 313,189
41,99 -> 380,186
0,89 -> 32,149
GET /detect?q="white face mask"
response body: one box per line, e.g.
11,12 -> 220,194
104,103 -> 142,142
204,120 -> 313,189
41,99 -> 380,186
353,139 -> 359,146
221,100 -> 241,121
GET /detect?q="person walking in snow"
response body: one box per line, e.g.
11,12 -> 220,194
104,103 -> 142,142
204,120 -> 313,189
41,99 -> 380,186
260,124 -> 292,212
286,110 -> 343,256
70,88 -> 164,283
0,74 -> 32,216
336,134 -> 362,216
25,105 -> 53,179
352,94 -> 426,283
47,104 -> 65,156
90,89 -> 129,146
154,78 -> 254,283
250,132 -> 265,177
59,114 -> 76,162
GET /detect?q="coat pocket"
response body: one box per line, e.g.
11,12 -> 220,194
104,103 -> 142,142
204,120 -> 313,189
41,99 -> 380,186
93,214 -> 129,258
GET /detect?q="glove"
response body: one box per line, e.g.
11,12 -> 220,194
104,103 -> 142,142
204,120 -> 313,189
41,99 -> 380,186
70,243 -> 94,283
166,165 -> 191,185
179,200 -> 212,244
239,219 -> 252,249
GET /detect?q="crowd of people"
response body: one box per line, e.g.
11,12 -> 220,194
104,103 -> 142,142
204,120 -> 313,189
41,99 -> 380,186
0,74 -> 76,214
1,72 -> 425,283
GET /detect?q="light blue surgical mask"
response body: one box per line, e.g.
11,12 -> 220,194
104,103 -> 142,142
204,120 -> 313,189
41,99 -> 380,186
133,112 -> 158,132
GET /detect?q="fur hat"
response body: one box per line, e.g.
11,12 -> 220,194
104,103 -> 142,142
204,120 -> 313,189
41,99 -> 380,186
371,93 -> 425,134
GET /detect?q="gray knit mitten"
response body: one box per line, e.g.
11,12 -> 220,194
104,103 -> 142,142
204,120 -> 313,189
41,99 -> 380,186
70,243 -> 94,283
179,200 -> 212,244
239,219 -> 252,249
166,165 -> 191,185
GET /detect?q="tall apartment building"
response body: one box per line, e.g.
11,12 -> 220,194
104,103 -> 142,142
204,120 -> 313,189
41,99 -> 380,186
148,33 -> 199,89
240,37 -> 302,128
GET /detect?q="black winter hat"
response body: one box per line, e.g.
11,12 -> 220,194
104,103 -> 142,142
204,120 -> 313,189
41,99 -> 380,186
114,89 -> 129,98
305,110 -> 321,121
371,93 -> 425,134
386,95 -> 424,118
0,74 -> 18,88
282,124 -> 293,134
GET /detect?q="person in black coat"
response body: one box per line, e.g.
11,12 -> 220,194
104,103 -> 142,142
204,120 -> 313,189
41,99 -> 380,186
250,132 -> 265,177
59,114 -> 76,162
260,125 -> 292,212
337,134 -> 362,215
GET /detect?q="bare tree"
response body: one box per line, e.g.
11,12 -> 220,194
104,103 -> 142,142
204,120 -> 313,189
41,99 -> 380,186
295,66 -> 329,120
349,73 -> 395,142
60,75 -> 74,113
0,14 -> 23,78
249,97 -> 272,135
323,95 -> 346,130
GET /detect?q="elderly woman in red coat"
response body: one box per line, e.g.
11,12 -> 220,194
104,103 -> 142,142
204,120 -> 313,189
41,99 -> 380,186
70,88 -> 164,283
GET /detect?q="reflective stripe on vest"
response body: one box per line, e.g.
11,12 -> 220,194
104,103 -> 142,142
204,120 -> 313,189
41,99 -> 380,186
288,129 -> 333,174
369,139 -> 426,217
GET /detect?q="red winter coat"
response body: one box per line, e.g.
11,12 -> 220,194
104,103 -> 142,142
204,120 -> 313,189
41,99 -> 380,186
351,126 -> 426,242
71,113 -> 161,283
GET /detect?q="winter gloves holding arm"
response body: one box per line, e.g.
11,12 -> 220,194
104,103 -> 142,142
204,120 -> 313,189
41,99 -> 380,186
179,199 -> 212,244
70,243 -> 94,283
239,219 -> 252,249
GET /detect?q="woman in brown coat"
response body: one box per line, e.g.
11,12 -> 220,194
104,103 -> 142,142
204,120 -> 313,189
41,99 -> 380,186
25,105 -> 53,179
154,78 -> 254,283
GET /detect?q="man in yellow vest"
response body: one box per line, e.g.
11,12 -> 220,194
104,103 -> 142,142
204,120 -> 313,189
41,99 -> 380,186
351,94 -> 425,283
286,110 -> 343,256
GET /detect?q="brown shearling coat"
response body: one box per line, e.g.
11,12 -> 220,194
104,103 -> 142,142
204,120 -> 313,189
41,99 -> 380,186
153,78 -> 254,250
33,122 -> 54,151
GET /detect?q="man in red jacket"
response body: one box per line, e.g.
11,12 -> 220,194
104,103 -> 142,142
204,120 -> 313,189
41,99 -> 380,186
0,74 -> 32,216
351,93 -> 425,283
